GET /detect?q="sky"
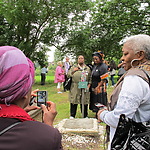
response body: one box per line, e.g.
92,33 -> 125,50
46,46 -> 75,62
46,46 -> 56,62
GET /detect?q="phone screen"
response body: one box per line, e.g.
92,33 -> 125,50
95,103 -> 106,110
37,91 -> 47,107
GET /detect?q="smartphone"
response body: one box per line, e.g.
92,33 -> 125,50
95,103 -> 106,110
37,91 -> 47,107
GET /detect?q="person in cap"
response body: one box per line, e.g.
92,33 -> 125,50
89,51 -> 109,117
0,46 -> 62,150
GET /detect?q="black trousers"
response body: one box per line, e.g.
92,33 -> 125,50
90,91 -> 108,112
70,103 -> 88,118
41,73 -> 46,85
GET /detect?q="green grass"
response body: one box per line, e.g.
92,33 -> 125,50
32,83 -> 96,124
33,75 -> 114,124
35,76 -> 54,83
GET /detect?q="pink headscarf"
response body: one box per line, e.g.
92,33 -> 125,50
0,46 -> 35,104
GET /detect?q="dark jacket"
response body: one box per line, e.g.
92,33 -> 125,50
0,118 -> 63,150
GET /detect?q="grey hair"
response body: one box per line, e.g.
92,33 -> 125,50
124,34 -> 150,60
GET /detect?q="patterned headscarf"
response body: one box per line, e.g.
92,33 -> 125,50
0,46 -> 35,104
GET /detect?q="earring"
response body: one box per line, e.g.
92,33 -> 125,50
131,59 -> 141,68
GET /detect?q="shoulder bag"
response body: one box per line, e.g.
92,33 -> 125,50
111,114 -> 150,150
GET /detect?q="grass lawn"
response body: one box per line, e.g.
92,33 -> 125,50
33,75 -> 114,124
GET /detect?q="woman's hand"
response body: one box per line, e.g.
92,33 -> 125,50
94,85 -> 101,94
94,81 -> 105,94
97,108 -> 107,123
41,101 -> 57,126
87,84 -> 91,89
74,67 -> 79,71
31,89 -> 39,97
24,89 -> 40,112
24,105 -> 40,112
72,67 -> 79,74
29,89 -> 39,105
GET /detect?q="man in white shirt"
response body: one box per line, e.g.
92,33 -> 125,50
41,66 -> 48,85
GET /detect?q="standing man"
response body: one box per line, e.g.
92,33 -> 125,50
41,65 -> 48,85
63,57 -> 72,91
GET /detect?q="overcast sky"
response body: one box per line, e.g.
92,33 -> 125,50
47,46 -> 55,62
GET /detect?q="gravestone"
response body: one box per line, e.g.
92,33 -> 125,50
56,118 -> 100,136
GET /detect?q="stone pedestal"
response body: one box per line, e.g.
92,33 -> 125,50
56,118 -> 100,136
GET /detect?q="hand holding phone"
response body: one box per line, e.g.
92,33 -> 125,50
41,101 -> 57,126
95,103 -> 107,110
29,89 -> 39,106
29,96 -> 36,106
37,91 -> 47,107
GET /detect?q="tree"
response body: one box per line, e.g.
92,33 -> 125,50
91,0 -> 150,58
60,0 -> 150,63
0,0 -> 91,66
1,0 -> 149,64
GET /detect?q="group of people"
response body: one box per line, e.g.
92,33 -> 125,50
40,56 -> 72,93
53,48 -> 131,120
0,34 -> 150,150
53,52 -> 109,119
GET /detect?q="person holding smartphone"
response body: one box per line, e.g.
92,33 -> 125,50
97,34 -> 150,150
0,46 -> 62,150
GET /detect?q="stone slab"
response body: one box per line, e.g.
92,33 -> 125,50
56,118 -> 99,135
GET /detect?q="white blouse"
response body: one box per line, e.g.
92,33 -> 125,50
100,75 -> 150,147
